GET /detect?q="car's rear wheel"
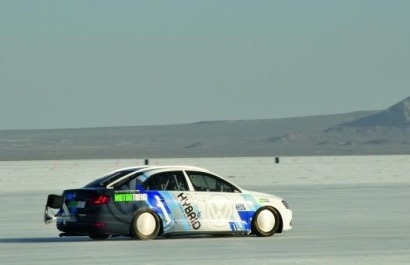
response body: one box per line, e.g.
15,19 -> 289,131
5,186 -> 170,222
89,234 -> 110,240
131,210 -> 160,240
252,207 -> 280,237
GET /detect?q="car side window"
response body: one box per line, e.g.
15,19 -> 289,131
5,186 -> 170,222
142,171 -> 188,191
116,177 -> 140,191
186,171 -> 239,193
113,172 -> 144,190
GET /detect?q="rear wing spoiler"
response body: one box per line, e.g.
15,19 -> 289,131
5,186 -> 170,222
44,194 -> 64,224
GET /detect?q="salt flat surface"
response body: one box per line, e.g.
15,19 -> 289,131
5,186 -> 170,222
1,156 -> 409,264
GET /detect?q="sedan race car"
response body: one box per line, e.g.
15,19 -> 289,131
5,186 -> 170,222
44,166 -> 292,240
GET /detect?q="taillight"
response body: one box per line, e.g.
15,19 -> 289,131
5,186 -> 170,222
91,222 -> 107,228
87,195 -> 110,206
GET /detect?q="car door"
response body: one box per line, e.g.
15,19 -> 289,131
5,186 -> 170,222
185,171 -> 252,233
141,170 -> 196,233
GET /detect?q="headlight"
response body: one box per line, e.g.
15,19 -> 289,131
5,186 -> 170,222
282,200 -> 290,209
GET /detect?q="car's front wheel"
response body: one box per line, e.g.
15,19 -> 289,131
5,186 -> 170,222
252,207 -> 281,237
130,210 -> 161,240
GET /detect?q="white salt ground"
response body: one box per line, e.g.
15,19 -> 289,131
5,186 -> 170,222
1,156 -> 409,264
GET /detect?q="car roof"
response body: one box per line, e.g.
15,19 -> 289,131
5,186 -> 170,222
116,165 -> 212,173
105,165 -> 214,189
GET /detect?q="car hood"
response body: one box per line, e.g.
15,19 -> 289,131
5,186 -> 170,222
242,190 -> 283,201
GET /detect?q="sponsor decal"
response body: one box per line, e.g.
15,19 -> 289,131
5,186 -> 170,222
67,201 -> 76,207
235,203 -> 246,211
206,195 -> 233,227
154,195 -> 172,227
258,198 -> 270,203
144,191 -> 174,231
114,193 -> 147,202
67,201 -> 85,208
177,193 -> 201,230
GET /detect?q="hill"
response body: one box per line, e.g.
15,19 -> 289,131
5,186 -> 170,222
342,97 -> 410,127
1,97 -> 410,160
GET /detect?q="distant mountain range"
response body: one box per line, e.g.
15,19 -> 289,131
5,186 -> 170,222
1,97 -> 410,160
342,97 -> 410,127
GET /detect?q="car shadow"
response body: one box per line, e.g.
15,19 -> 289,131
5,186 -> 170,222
0,237 -> 92,244
0,234 -> 252,244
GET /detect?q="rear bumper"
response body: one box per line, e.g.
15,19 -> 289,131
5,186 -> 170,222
56,215 -> 129,236
57,221 -> 108,235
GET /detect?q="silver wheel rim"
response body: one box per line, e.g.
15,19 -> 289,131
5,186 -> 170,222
137,212 -> 156,236
257,209 -> 276,233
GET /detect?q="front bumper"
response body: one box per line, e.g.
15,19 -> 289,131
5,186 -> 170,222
281,208 -> 293,231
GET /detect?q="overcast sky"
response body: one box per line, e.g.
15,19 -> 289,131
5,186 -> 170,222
1,1 -> 409,130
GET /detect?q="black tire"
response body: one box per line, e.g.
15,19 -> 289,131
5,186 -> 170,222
89,234 -> 110,240
252,207 -> 281,237
130,210 -> 161,240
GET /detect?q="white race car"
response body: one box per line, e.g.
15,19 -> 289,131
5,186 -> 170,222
45,166 -> 292,240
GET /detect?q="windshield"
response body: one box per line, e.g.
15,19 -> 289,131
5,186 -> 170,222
85,169 -> 137,188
